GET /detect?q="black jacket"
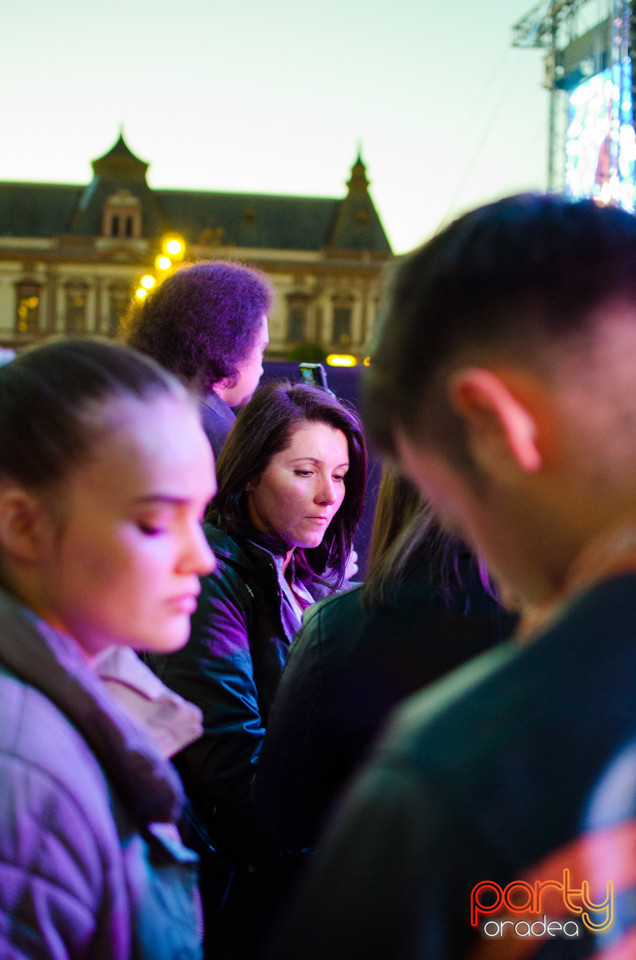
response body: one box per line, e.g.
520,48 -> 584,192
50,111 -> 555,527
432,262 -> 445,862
199,393 -> 236,460
273,572 -> 636,960
255,554 -> 516,855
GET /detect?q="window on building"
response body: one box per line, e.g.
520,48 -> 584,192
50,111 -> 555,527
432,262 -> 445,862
108,284 -> 132,337
287,298 -> 309,342
332,304 -> 352,346
102,190 -> 142,239
15,282 -> 41,336
65,283 -> 88,334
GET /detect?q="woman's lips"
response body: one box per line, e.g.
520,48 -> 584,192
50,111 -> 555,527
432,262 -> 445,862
168,594 -> 199,614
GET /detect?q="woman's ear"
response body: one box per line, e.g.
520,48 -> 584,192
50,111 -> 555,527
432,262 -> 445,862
448,367 -> 543,474
0,486 -> 47,563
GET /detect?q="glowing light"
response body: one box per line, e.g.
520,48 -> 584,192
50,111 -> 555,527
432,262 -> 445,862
566,62 -> 636,213
141,275 -> 156,289
156,255 -> 172,271
136,287 -> 148,299
165,238 -> 183,256
363,356 -> 371,366
327,354 -> 357,367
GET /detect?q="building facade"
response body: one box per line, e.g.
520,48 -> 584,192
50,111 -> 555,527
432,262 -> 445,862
0,136 -> 393,359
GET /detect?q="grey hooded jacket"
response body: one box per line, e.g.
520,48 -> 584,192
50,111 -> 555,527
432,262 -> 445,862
0,587 -> 203,959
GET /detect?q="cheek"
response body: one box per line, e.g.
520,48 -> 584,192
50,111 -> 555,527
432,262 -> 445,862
61,531 -> 156,595
280,487 -> 312,530
247,366 -> 261,390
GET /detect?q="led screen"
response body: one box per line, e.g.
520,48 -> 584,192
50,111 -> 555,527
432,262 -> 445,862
565,61 -> 635,211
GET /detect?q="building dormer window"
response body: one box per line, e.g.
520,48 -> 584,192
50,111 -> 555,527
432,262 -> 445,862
102,189 -> 142,239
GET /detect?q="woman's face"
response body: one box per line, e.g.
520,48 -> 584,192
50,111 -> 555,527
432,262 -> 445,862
31,394 -> 216,659
247,420 -> 349,551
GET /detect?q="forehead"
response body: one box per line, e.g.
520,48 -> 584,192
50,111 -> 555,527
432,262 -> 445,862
289,419 -> 346,443
87,393 -> 214,485
281,419 -> 349,456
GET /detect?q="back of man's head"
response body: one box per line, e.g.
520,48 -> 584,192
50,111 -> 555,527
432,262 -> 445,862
365,193 -> 636,464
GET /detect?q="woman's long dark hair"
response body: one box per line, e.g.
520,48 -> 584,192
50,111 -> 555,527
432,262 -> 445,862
362,467 -> 495,609
209,381 -> 367,586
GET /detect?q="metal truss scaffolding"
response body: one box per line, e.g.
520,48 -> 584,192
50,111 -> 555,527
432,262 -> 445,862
513,0 -> 633,197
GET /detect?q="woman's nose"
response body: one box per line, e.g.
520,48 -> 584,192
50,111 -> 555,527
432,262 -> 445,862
315,477 -> 337,505
188,522 -> 217,576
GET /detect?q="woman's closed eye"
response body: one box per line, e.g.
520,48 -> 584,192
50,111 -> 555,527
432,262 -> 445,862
137,521 -> 167,536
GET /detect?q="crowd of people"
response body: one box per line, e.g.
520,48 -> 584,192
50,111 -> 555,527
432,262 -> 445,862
0,195 -> 635,960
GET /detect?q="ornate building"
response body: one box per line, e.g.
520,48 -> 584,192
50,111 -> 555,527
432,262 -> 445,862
0,135 -> 393,358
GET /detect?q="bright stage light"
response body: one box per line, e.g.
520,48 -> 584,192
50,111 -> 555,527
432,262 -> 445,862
327,354 -> 357,367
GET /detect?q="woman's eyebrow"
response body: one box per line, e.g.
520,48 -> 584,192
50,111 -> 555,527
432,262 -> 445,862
290,457 -> 349,468
134,494 -> 190,506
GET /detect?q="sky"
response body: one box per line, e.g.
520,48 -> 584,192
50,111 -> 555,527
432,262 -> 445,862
1,0 -> 549,254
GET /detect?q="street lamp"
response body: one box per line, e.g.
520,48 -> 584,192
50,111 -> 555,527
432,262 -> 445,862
135,233 -> 186,301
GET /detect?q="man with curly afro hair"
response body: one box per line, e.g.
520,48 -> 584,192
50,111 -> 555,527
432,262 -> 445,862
124,259 -> 272,458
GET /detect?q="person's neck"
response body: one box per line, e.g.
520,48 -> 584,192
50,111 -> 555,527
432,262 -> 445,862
517,512 -> 636,641
282,547 -> 295,578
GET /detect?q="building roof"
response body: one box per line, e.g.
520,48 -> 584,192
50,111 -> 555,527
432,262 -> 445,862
0,183 -> 83,238
0,135 -> 392,254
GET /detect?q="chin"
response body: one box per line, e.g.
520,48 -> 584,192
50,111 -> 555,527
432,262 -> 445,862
163,630 -> 191,652
142,622 -> 191,654
295,534 -> 324,550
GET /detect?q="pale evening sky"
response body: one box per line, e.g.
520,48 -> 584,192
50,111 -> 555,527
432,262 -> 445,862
1,0 -> 549,253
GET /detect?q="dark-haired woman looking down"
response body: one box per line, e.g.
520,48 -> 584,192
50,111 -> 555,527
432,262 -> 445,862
145,380 -> 367,959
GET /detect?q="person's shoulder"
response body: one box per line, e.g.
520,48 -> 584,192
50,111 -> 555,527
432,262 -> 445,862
302,584 -> 363,626
565,569 -> 636,630
359,638 -> 522,800
203,524 -> 251,566
199,395 -> 236,459
0,663 -> 112,819
200,524 -> 277,604
0,668 -> 124,951
374,570 -> 636,778
199,393 -> 235,429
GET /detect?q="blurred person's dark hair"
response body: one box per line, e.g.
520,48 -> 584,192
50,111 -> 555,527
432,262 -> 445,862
363,467 -> 494,610
364,193 -> 636,470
